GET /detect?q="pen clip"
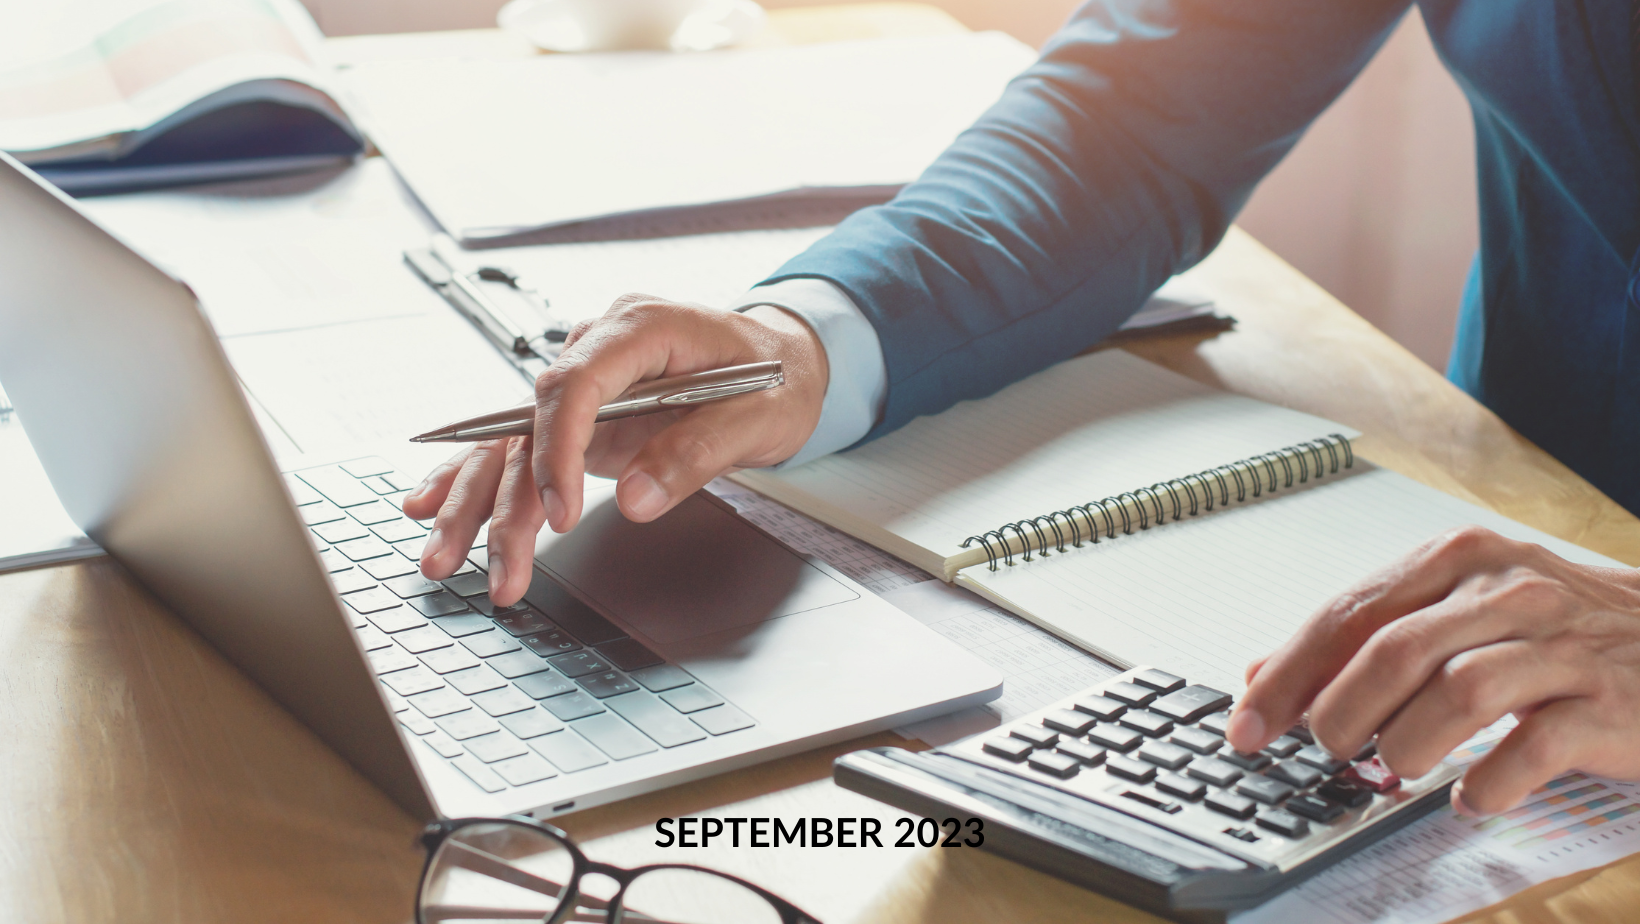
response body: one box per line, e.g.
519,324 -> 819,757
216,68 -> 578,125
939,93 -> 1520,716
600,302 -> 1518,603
658,374 -> 784,406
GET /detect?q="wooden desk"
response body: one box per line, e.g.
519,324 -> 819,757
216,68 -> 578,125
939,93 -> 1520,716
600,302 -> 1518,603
9,10 -> 1640,924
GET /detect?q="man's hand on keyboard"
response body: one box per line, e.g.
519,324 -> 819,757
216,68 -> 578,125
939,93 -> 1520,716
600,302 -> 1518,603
400,296 -> 828,606
1225,525 -> 1640,817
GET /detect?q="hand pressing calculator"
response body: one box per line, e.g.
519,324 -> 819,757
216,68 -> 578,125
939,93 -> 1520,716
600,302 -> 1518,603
834,666 -> 1458,922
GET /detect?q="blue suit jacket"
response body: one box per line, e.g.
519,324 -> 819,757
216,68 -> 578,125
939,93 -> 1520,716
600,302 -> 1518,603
765,0 -> 1640,515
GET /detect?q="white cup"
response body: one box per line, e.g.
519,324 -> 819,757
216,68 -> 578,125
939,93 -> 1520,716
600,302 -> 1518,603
498,0 -> 757,52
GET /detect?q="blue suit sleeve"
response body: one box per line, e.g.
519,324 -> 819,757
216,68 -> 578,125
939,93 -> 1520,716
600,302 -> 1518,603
762,0 -> 1411,442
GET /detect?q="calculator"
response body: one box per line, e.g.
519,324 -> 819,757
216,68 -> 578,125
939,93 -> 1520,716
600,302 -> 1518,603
833,666 -> 1458,922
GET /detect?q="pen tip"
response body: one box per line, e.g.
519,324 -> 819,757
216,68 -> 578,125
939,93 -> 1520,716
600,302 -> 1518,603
409,435 -> 426,443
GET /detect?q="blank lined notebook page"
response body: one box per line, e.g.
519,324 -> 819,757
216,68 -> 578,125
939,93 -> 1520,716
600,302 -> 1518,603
745,350 -> 1354,563
963,465 -> 1623,695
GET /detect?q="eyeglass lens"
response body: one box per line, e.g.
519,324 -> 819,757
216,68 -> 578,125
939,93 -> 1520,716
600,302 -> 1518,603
618,867 -> 785,924
420,821 -> 576,924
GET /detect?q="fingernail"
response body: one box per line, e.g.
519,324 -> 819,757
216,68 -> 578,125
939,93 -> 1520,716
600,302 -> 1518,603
541,487 -> 565,528
488,555 -> 508,599
407,479 -> 428,501
1226,706 -> 1265,749
421,528 -> 444,566
621,472 -> 668,520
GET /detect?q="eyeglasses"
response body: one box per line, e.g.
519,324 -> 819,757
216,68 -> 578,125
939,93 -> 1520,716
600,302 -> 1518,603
416,816 -> 823,924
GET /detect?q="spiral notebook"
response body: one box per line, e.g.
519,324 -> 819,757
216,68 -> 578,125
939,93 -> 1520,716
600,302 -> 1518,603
732,350 -> 1620,692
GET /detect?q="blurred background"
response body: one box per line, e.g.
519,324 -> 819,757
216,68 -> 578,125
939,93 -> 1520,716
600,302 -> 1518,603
299,0 -> 1476,372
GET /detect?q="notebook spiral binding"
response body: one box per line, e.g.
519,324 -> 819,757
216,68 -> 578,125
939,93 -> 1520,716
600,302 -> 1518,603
960,433 -> 1355,571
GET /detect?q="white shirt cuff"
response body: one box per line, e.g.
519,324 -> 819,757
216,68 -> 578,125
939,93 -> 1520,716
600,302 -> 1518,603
732,277 -> 887,469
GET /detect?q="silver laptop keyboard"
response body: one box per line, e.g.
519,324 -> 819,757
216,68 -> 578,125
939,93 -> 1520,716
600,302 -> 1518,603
286,457 -> 756,796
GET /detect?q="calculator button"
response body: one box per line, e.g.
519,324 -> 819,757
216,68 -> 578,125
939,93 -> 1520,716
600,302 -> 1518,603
1027,750 -> 1082,779
1255,808 -> 1310,839
1198,711 -> 1232,736
1137,740 -> 1193,771
1267,759 -> 1324,789
1132,668 -> 1187,693
1118,710 -> 1175,738
1294,745 -> 1351,774
1104,682 -> 1158,707
1154,772 -> 1207,801
983,737 -> 1034,761
1342,757 -> 1402,793
1010,724 -> 1060,749
1042,708 -> 1097,736
1286,793 -> 1345,823
1120,789 -> 1180,813
1149,685 -> 1233,724
1262,735 -> 1303,758
1220,750 -> 1273,772
1073,695 -> 1127,722
1316,777 -> 1374,809
1186,757 -> 1243,789
1234,774 -> 1295,805
1105,754 -> 1157,783
1170,726 -> 1225,754
1055,738 -> 1107,766
1205,790 -> 1257,820
1089,723 -> 1144,752
1285,722 -> 1315,745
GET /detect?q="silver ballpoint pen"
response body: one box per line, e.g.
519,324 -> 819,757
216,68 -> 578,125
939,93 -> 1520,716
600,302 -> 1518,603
410,361 -> 785,443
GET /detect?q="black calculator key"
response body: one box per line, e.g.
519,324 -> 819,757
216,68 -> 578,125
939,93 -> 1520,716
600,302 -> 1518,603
1186,757 -> 1243,789
1132,668 -> 1186,693
1089,723 -> 1143,752
1234,774 -> 1295,805
1137,740 -> 1193,771
1119,710 -> 1175,738
1262,734 -> 1303,758
1010,724 -> 1059,749
1150,685 -> 1233,724
1104,682 -> 1158,707
1268,760 -> 1324,789
1316,777 -> 1374,809
1121,789 -> 1180,813
1042,708 -> 1097,736
1285,722 -> 1315,745
1205,790 -> 1257,820
1221,750 -> 1273,772
1055,738 -> 1107,765
1286,793 -> 1345,823
983,736 -> 1034,761
1027,750 -> 1081,779
1198,711 -> 1232,736
1155,772 -> 1207,801
1073,695 -> 1127,722
1295,745 -> 1350,774
1255,808 -> 1310,839
1170,726 -> 1225,754
1105,753 -> 1157,783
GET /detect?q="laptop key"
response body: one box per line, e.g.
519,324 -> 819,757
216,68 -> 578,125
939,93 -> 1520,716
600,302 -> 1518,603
524,576 -> 629,645
422,731 -> 464,758
341,457 -> 394,478
470,594 -> 530,617
355,625 -> 394,651
494,609 -> 553,636
407,688 -> 469,718
285,475 -> 324,506
398,711 -> 436,735
445,665 -> 508,696
330,569 -> 378,595
449,755 -> 507,793
367,608 -> 427,635
548,651 -> 610,678
492,753 -> 557,786
443,571 -> 491,597
432,614 -> 495,638
318,549 -> 352,573
396,625 -> 455,654
381,666 -> 444,697
574,713 -> 658,760
606,691 -> 709,747
411,591 -> 471,618
343,587 -> 402,614
385,573 -> 443,598
301,501 -> 346,526
393,536 -> 430,559
529,729 -> 608,773
629,664 -> 694,693
372,519 -> 426,544
361,555 -> 418,580
385,471 -> 420,492
596,638 -> 664,671
336,536 -> 394,562
297,467 -> 377,507
500,707 -> 564,740
515,671 -> 578,701
579,671 -> 639,699
541,690 -> 605,721
362,476 -> 397,496
462,630 -> 521,658
472,686 -> 537,718
486,649 -> 552,679
348,500 -> 401,526
437,710 -> 501,740
369,647 -> 419,675
421,646 -> 482,675
659,684 -> 724,714
521,630 -> 581,655
691,705 -> 754,736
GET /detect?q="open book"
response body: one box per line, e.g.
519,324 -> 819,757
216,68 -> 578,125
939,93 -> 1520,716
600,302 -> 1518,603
733,350 -> 1620,693
0,0 -> 362,194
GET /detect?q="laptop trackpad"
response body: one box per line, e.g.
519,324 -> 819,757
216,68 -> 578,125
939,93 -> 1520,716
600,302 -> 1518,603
532,487 -> 858,645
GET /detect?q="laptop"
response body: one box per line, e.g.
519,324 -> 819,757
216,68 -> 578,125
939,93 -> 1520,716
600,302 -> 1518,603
0,151 -> 1003,820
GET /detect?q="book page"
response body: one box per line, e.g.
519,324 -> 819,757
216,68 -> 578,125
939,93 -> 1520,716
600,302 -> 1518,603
741,349 -> 1356,565
962,465 -> 1623,695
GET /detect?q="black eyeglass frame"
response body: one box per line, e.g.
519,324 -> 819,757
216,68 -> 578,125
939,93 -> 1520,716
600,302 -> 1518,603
415,816 -> 823,924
